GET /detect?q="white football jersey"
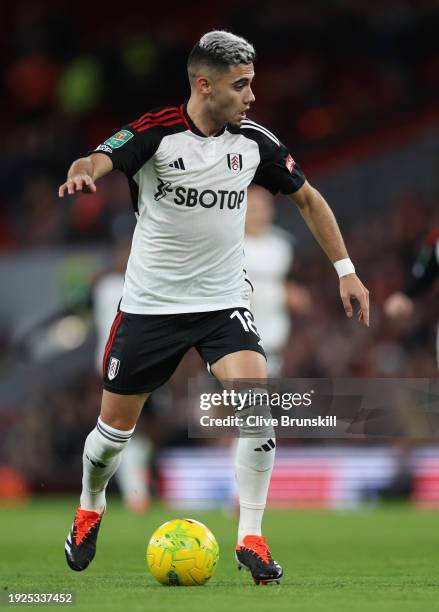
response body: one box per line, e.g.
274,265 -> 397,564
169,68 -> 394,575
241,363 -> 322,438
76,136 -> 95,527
93,105 -> 305,314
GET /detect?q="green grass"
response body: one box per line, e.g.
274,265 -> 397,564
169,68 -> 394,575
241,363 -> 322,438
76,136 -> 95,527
1,498 -> 439,611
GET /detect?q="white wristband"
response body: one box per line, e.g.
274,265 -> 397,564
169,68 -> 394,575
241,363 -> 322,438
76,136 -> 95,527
334,258 -> 355,278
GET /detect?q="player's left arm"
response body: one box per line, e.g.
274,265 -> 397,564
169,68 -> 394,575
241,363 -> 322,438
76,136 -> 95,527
288,181 -> 369,326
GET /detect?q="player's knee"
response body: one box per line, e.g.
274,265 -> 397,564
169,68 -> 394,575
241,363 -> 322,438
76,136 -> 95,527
100,390 -> 148,431
233,387 -> 275,439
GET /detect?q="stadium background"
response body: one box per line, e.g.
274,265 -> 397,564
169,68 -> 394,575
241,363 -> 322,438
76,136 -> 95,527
1,1 -> 439,515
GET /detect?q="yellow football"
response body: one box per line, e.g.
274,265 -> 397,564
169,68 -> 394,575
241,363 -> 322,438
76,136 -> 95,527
146,518 -> 219,586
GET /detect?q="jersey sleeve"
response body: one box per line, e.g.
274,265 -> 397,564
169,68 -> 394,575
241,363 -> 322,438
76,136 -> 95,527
90,124 -> 161,177
242,122 -> 306,195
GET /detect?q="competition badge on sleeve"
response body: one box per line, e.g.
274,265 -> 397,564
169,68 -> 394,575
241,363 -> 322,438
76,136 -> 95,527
104,130 -> 134,149
285,154 -> 296,173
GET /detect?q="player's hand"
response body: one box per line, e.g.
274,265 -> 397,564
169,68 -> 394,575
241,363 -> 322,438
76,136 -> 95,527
383,292 -> 414,319
58,174 -> 96,197
339,274 -> 370,327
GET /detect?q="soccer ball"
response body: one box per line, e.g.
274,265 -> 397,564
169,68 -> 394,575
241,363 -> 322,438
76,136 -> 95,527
146,518 -> 219,586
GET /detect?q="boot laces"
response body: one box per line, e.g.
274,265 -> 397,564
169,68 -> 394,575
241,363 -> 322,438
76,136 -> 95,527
74,508 -> 101,545
242,535 -> 272,564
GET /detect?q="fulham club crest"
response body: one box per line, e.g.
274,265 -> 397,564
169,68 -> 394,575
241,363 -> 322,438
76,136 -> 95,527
107,357 -> 120,380
227,153 -> 243,174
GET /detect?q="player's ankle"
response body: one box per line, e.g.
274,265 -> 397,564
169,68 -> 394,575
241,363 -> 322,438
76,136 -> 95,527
79,492 -> 106,513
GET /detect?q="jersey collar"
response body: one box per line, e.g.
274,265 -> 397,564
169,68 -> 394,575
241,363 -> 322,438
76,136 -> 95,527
182,104 -> 227,138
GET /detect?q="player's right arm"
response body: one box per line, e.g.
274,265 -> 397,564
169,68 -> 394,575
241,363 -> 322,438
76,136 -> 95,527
58,153 -> 113,197
59,109 -> 174,198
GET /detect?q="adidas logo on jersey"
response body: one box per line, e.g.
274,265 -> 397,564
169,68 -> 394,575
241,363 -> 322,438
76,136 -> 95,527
168,158 -> 185,170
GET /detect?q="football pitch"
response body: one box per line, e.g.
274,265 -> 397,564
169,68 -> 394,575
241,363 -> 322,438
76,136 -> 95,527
1,498 -> 439,612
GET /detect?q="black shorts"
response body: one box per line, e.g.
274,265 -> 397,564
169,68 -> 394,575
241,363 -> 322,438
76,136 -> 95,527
102,307 -> 266,394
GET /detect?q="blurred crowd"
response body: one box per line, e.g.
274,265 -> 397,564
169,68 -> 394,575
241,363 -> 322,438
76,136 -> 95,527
284,191 -> 439,378
1,0 -> 438,248
1,1 -> 438,493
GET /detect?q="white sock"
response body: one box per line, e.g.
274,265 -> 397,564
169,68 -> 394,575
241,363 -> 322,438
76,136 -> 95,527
80,417 -> 135,512
235,436 -> 276,545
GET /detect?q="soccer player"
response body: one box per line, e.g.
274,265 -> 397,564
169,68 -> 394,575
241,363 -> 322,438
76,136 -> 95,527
384,227 -> 439,367
59,31 -> 369,584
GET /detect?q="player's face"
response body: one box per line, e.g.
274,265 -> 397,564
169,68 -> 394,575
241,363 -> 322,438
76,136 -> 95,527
209,63 -> 255,127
